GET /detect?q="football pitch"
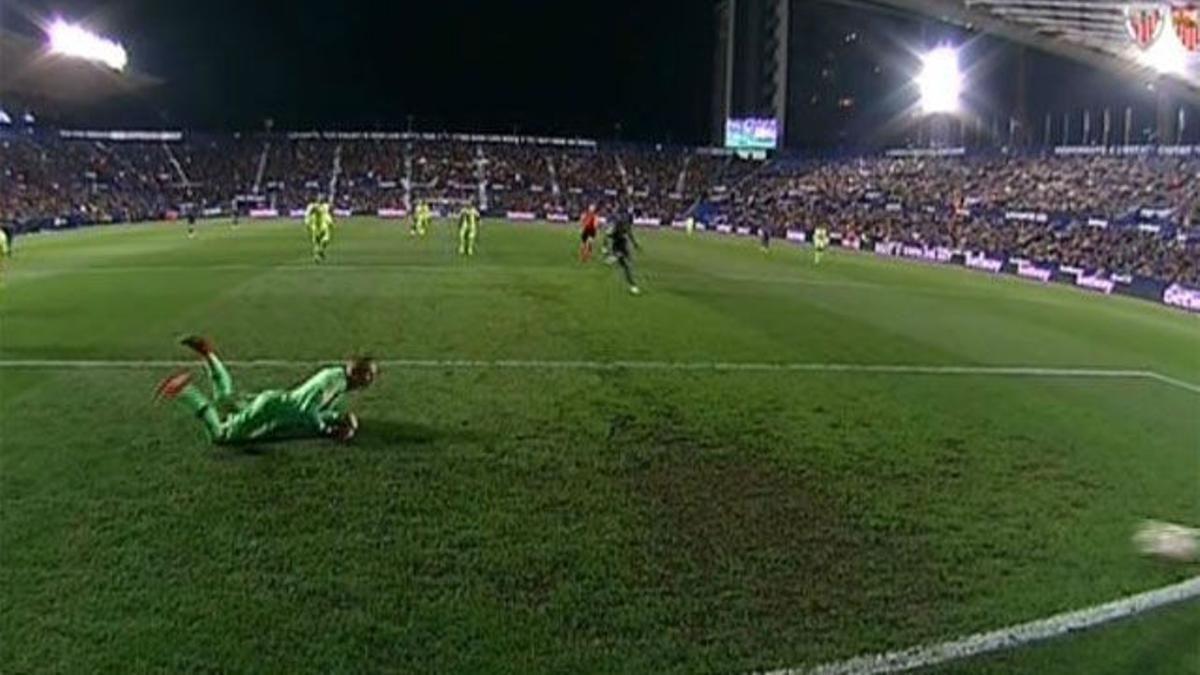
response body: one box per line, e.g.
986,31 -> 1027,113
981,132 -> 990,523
1,218 -> 1197,673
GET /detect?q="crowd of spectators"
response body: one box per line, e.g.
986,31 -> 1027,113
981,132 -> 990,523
172,136 -> 262,206
0,133 -> 741,222
712,155 -> 1199,285
2,129 -> 1196,285
1,135 -> 172,224
485,143 -> 552,193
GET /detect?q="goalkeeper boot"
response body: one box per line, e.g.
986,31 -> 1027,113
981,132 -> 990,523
179,335 -> 215,358
154,371 -> 193,402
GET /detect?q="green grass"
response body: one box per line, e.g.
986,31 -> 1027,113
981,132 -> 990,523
1,217 -> 1197,674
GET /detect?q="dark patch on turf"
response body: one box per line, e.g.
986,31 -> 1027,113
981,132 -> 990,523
941,436 -> 967,452
628,448 -> 944,657
355,419 -> 456,446
513,282 -> 567,305
606,413 -> 636,443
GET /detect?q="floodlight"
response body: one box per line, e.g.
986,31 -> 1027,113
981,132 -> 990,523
47,18 -> 128,71
916,47 -> 961,114
1139,32 -> 1188,75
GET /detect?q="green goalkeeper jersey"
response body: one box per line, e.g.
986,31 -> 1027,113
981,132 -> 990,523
177,364 -> 350,444
227,366 -> 346,441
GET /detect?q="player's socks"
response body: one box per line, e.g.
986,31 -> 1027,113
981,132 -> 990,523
164,381 -> 225,439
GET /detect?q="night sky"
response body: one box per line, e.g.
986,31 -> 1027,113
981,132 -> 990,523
6,1 -> 1194,147
7,0 -> 716,142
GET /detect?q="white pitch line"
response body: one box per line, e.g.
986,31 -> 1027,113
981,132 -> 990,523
0,358 -> 1196,394
1144,371 -> 1200,395
761,575 -> 1200,675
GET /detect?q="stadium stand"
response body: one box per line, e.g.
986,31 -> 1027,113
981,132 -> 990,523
710,155 -> 1199,286
1,128 -> 1197,287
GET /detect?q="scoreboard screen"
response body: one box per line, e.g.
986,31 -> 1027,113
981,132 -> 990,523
725,118 -> 778,150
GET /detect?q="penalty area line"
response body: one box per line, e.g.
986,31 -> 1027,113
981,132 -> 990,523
0,358 -> 1196,393
1144,371 -> 1200,395
762,575 -> 1200,675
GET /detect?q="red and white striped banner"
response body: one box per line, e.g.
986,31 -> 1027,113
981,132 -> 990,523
1127,5 -> 1165,48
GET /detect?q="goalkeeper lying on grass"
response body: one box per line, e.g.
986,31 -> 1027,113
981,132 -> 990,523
155,336 -> 377,444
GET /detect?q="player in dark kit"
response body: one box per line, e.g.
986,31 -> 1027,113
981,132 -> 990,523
185,199 -> 198,238
605,209 -> 641,295
579,204 -> 599,262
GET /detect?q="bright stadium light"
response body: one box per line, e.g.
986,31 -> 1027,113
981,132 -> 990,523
916,46 -> 961,114
46,18 -> 128,71
1139,32 -> 1188,75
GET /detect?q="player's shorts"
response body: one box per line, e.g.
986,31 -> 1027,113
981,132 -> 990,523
581,227 -> 597,242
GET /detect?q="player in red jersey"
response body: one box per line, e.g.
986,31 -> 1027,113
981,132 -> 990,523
579,204 -> 600,262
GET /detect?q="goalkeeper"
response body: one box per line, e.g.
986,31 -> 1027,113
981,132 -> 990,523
458,201 -> 480,256
155,336 -> 377,445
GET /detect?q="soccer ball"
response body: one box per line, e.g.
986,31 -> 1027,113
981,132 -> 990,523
1133,520 -> 1198,562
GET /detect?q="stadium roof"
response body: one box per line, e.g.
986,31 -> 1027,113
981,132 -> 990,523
854,0 -> 1200,99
